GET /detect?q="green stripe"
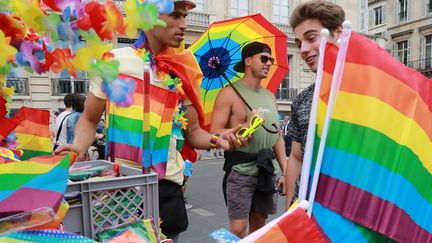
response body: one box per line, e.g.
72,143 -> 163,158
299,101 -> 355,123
0,174 -> 39,190
355,223 -> 396,242
20,150 -> 51,160
109,114 -> 143,133
327,119 -> 432,203
153,135 -> 171,150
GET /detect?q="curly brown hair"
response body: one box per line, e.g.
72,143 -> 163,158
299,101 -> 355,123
290,0 -> 345,35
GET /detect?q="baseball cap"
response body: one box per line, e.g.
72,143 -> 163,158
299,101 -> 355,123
174,0 -> 196,10
233,42 -> 272,73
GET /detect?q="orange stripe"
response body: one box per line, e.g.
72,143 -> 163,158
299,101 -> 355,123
255,225 -> 288,243
14,120 -> 50,137
342,63 -> 432,140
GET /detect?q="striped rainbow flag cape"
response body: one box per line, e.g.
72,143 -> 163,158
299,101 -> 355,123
305,25 -> 432,242
106,73 -> 177,178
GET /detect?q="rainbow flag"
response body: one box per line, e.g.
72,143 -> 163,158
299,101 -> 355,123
13,107 -> 52,159
0,153 -> 74,219
311,31 -> 432,241
241,207 -> 325,242
106,73 -> 176,178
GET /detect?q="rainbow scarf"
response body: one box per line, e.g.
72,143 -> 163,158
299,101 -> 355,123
311,32 -> 432,241
0,153 -> 74,219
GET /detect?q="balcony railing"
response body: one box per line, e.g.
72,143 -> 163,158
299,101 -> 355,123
52,78 -> 89,95
406,58 -> 432,77
274,23 -> 294,38
6,77 -> 29,95
275,88 -> 298,101
186,11 -> 210,27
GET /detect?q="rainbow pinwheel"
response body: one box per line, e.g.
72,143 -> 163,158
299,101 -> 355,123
189,14 -> 289,129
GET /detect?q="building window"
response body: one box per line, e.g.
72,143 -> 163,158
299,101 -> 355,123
426,0 -> 432,16
396,40 -> 409,65
193,0 -> 205,12
230,0 -> 249,17
398,0 -> 408,22
272,0 -> 289,24
374,6 -> 383,25
425,35 -> 432,68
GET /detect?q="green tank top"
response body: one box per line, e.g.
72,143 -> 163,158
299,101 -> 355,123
230,81 -> 280,176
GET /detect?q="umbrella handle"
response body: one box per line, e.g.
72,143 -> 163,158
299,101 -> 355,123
262,123 -> 280,134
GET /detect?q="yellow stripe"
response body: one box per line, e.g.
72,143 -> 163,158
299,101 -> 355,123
156,122 -> 173,137
334,92 -> 432,172
0,161 -> 55,174
317,99 -> 327,137
111,105 -> 143,120
15,133 -> 52,152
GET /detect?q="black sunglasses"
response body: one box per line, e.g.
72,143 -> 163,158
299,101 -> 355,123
260,55 -> 275,65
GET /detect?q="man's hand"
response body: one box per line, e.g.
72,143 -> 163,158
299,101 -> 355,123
276,175 -> 286,196
217,124 -> 251,151
54,144 -> 88,162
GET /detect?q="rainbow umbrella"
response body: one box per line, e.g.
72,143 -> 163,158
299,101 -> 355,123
189,14 -> 288,130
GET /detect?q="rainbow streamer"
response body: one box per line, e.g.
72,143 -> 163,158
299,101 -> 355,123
0,153 -> 74,219
0,229 -> 95,242
312,32 -> 432,242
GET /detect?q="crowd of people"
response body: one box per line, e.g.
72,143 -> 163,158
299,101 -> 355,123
52,0 -> 347,241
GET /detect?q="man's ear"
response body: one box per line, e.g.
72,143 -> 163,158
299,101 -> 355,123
333,25 -> 343,40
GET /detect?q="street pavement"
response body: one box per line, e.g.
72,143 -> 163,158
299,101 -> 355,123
180,157 -> 286,243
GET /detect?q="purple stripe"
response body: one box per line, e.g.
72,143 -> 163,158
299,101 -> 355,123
108,142 -> 142,164
152,162 -> 167,179
316,174 -> 432,242
0,188 -> 63,218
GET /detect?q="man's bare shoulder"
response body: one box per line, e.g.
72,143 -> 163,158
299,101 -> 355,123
217,85 -> 237,101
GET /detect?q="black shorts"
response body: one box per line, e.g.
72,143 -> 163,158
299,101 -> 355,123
158,179 -> 188,235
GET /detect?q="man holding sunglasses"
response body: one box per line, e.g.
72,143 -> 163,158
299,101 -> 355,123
211,41 -> 288,238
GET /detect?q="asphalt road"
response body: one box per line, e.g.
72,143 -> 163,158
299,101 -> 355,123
180,157 -> 286,243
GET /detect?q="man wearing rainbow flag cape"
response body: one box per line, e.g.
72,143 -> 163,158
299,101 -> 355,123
56,1 -> 243,241
285,0 -> 344,208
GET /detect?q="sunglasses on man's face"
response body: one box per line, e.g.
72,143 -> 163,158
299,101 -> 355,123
260,55 -> 275,65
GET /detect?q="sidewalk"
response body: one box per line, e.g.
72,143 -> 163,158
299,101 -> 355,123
198,149 -> 224,160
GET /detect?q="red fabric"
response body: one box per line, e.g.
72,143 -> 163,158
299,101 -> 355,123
154,49 -> 204,162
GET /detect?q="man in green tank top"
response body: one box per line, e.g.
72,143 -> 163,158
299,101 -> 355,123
211,42 -> 288,238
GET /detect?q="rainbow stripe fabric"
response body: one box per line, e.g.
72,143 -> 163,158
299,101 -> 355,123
13,107 -> 52,159
106,73 -> 176,178
312,32 -> 432,241
0,153 -> 73,219
241,207 -> 325,242
0,229 -> 95,242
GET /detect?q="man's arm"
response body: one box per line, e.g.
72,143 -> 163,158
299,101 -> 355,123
55,93 -> 106,158
210,87 -> 233,133
184,104 -> 239,150
285,141 -> 302,210
273,130 -> 287,195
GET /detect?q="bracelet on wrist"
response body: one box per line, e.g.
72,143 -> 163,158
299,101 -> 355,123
210,133 -> 221,149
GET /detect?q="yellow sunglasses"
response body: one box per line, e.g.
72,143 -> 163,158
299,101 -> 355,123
236,114 -> 264,143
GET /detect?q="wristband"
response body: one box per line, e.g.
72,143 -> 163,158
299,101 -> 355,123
210,133 -> 220,149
